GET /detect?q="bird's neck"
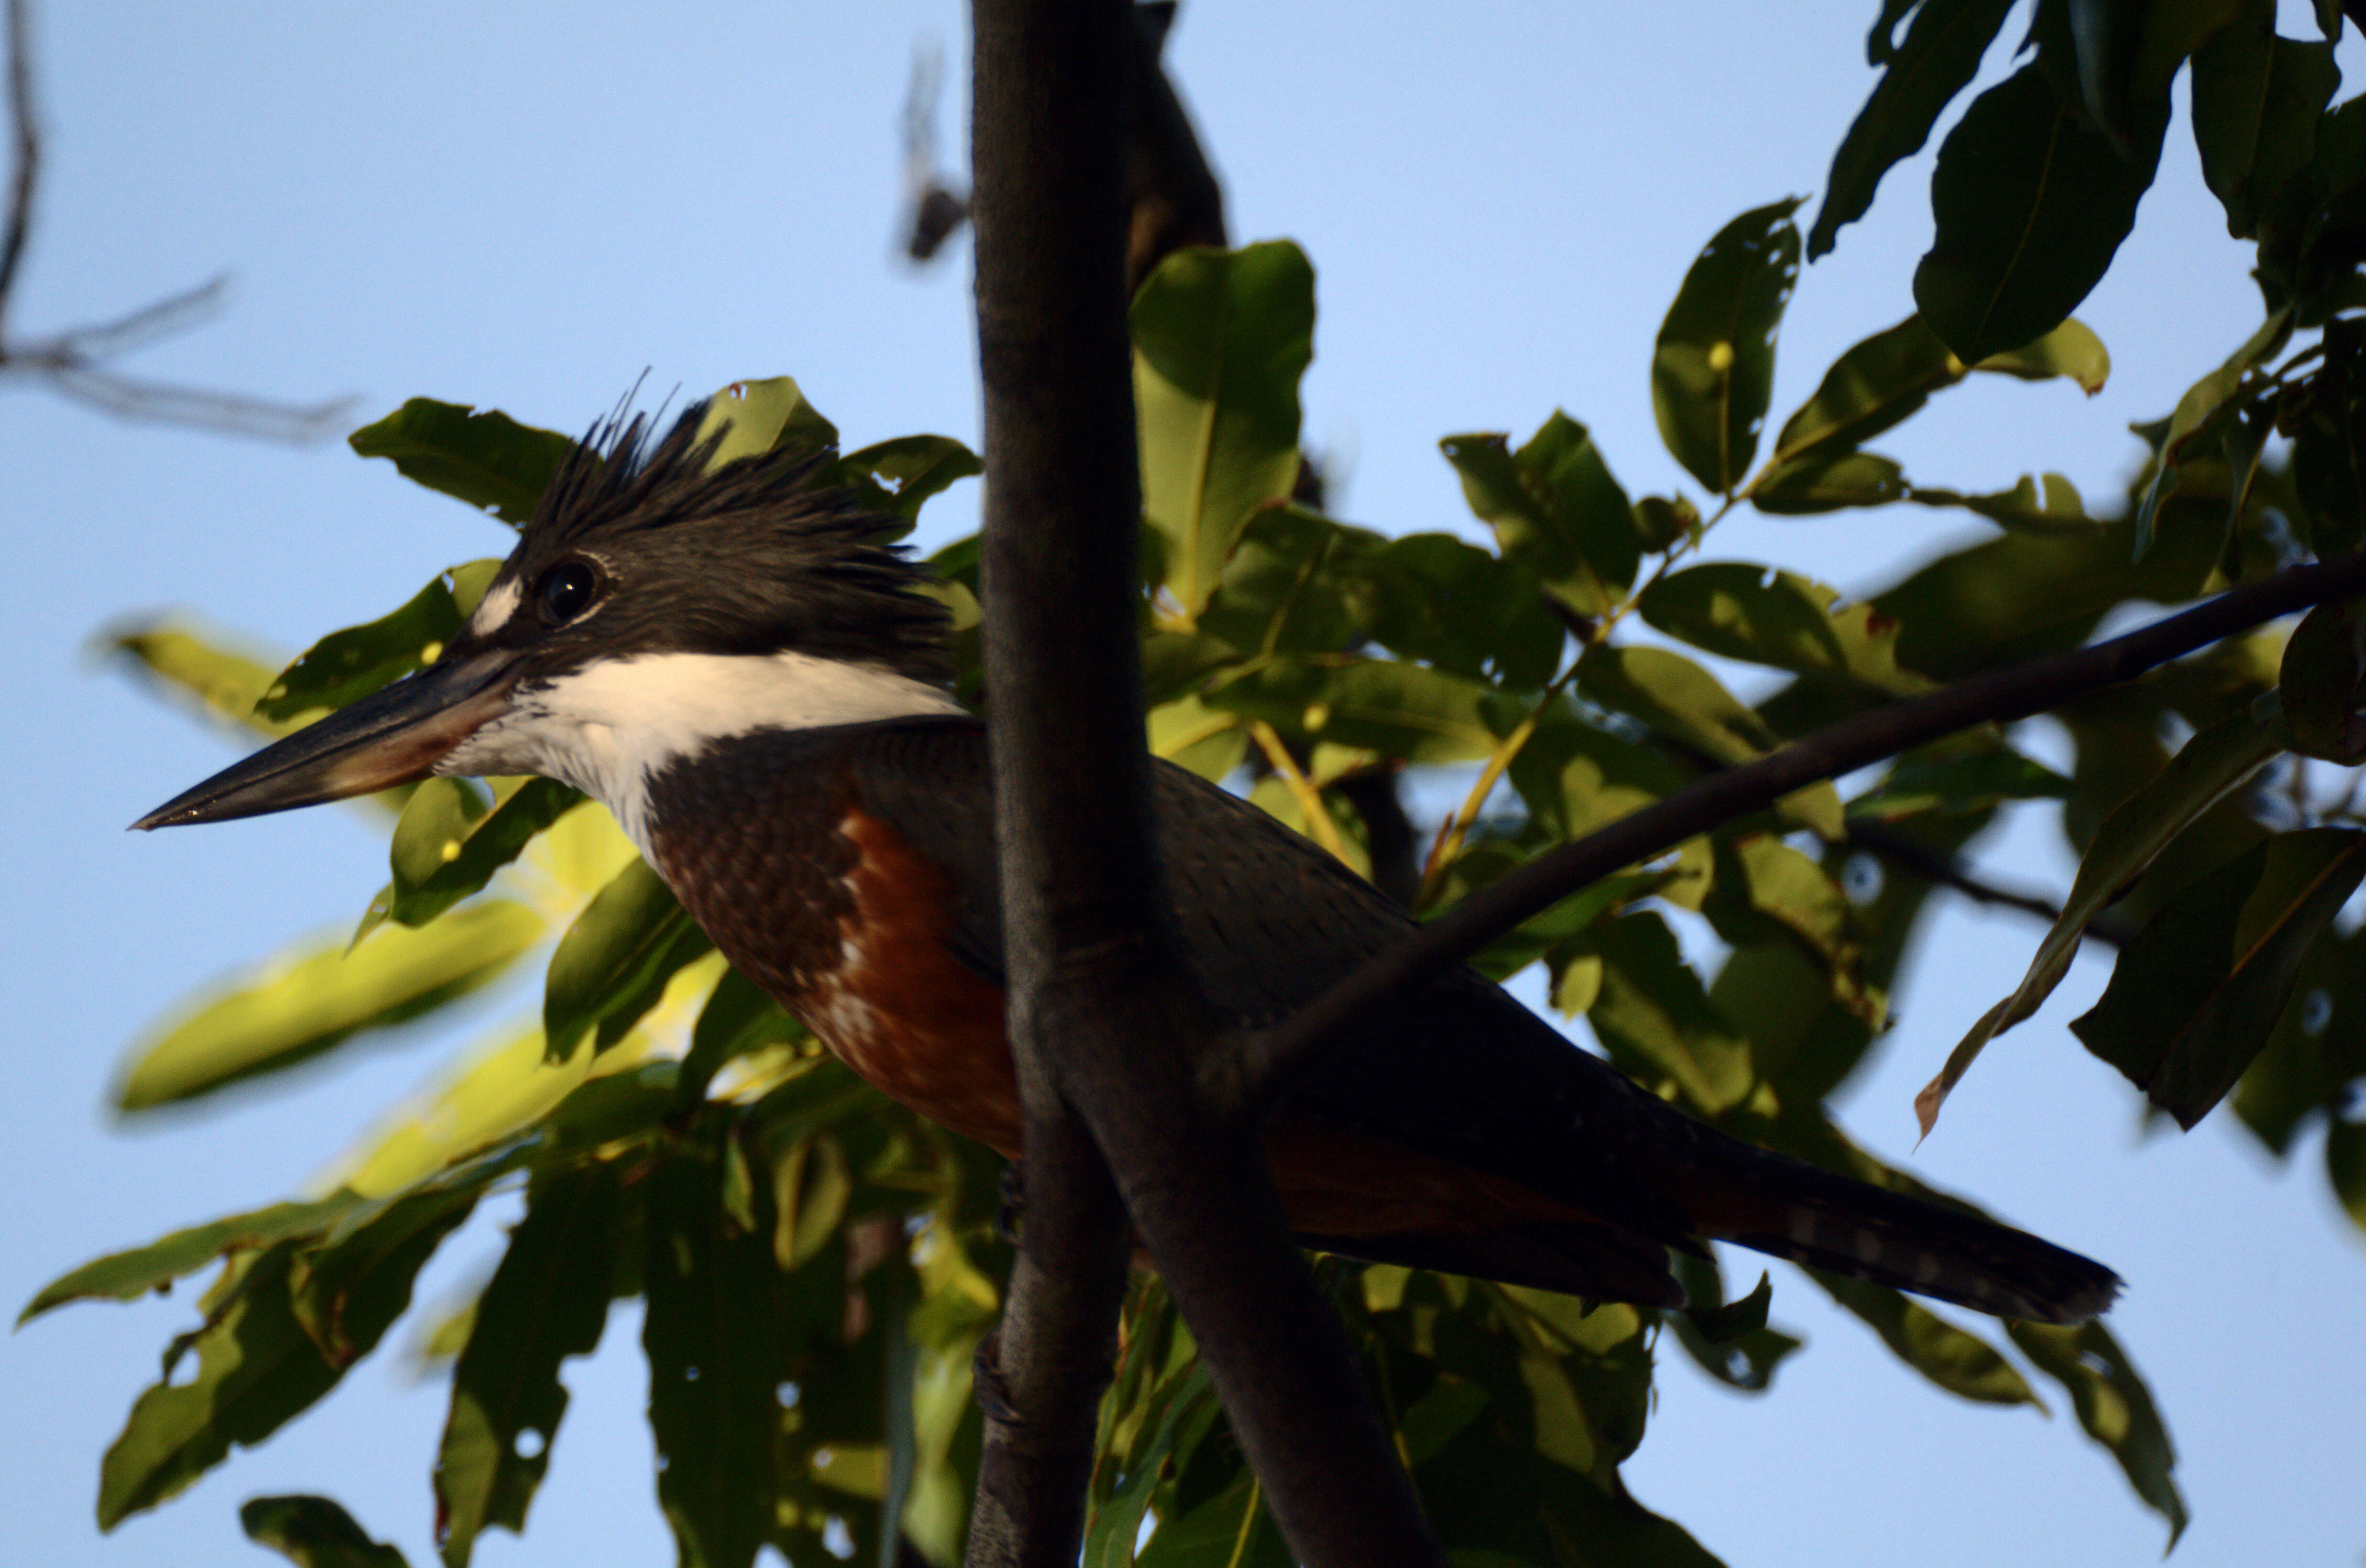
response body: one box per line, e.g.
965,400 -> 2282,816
438,648 -> 962,860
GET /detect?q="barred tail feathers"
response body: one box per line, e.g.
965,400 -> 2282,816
1664,1138 -> 2121,1326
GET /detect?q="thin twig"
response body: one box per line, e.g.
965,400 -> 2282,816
1243,550 -> 2366,1110
1843,819 -> 2122,947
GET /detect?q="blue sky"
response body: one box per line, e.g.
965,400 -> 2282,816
3,3 -> 2360,1566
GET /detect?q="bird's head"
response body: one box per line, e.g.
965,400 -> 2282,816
135,400 -> 960,843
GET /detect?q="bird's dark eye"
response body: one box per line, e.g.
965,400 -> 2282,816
536,560 -> 598,625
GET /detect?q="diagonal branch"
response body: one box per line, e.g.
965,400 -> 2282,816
1243,550 -> 2366,1109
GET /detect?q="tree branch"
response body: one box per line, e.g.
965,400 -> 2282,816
1843,820 -> 2125,946
0,0 -> 349,441
966,2 -> 1440,1563
1244,551 -> 2366,1107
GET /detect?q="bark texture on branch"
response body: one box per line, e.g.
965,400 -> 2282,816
966,2 -> 1440,1564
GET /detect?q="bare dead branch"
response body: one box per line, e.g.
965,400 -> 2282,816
0,0 -> 348,442
1246,551 -> 2366,1109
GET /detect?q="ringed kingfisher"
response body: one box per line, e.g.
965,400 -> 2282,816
136,401 -> 2120,1324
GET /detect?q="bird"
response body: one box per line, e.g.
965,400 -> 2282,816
136,398 -> 2120,1325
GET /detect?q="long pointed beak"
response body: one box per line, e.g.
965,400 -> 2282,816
133,649 -> 525,829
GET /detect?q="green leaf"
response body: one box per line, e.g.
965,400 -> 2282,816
1133,241 -> 1315,621
826,434 -> 981,525
1705,836 -> 1883,1028
1638,563 -> 1927,694
2327,1118 -> 2366,1232
240,1495 -> 409,1568
1653,197 -> 1805,494
256,562 -> 503,723
1974,316 -> 2113,390
436,1164 -> 622,1567
1575,644 -> 1845,837
689,376 -> 839,469
2293,317 -> 2366,557
107,623 -> 300,740
2190,16 -> 2340,239
1752,449 -> 1912,514
1850,747 -> 2072,820
2008,1320 -> 2188,1546
348,400 -> 572,526
1587,911 -> 1755,1115
543,859 -> 715,1059
98,1246 -> 345,1529
1811,0 -> 2019,258
1769,316 -> 1959,463
643,1152 -> 791,1568
383,777 -> 587,930
1910,472 -> 2094,533
288,1183 -> 480,1368
1357,531 -> 1566,689
1915,63 -> 2164,363
1668,1259 -> 1801,1393
118,901 -> 545,1110
677,966 -> 809,1109
2073,827 -> 2366,1126
2279,597 -> 2366,761
21,1194 -> 365,1324
1440,413 -> 1640,620
1204,656 -> 1503,763
1916,697 -> 2288,1133
1812,1274 -> 2038,1405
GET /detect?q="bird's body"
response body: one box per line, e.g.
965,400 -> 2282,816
139,399 -> 2122,1324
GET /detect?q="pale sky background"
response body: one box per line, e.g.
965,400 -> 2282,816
4,4 -> 2363,1566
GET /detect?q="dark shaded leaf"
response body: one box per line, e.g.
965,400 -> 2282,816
1639,563 -> 1925,693
240,1494 -> 409,1568
1440,413 -> 1640,620
2279,597 -> 2366,761
1588,911 -> 1755,1115
98,1247 -> 343,1528
2009,1320 -> 2187,1546
1911,471 -> 2093,532
2234,925 -> 2366,1154
1917,697 -> 2288,1132
1811,0 -> 2019,258
1357,531 -> 1566,689
1205,656 -> 1503,763
288,1184 -> 480,1368
1812,1273 -> 2038,1405
1133,241 -> 1314,620
1654,198 -> 1805,493
348,399 -> 571,526
1705,836 -> 1883,1027
543,860 -> 715,1059
2292,316 -> 2366,557
2073,827 -> 2366,1126
436,1164 -> 622,1567
256,562 -> 502,723
677,966 -> 810,1109
1916,63 -> 2163,363
1850,747 -> 2072,820
1669,1258 -> 1801,1393
2190,13 -> 2339,239
118,901 -> 545,1110
21,1195 -> 364,1324
1753,449 -> 1912,513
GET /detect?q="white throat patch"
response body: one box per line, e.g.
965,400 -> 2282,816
438,650 -> 962,859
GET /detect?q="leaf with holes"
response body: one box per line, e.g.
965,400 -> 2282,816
349,400 -> 572,526
98,1246 -> 346,1528
2074,828 -> 2366,1127
690,376 -> 839,469
436,1164 -> 622,1567
828,434 -> 981,525
21,1195 -> 366,1325
1653,198 -> 1805,494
